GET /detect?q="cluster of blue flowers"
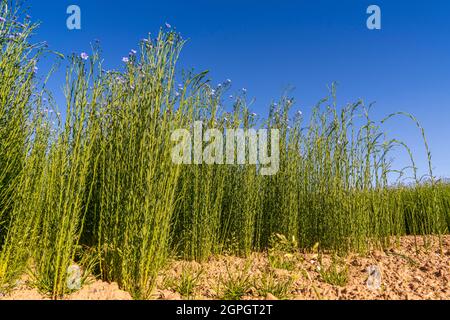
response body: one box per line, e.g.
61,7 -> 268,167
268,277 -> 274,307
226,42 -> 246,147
0,15 -> 29,40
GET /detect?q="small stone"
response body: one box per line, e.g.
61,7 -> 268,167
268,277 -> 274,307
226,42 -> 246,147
160,290 -> 182,300
265,293 -> 278,300
166,292 -> 182,300
372,250 -> 385,259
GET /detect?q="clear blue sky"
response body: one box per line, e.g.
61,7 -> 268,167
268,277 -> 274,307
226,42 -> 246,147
26,0 -> 450,179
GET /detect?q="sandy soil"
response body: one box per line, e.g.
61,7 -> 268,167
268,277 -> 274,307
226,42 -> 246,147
0,236 -> 448,300
0,276 -> 132,300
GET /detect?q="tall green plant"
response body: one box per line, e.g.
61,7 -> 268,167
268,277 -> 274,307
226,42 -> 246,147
0,2 -> 43,290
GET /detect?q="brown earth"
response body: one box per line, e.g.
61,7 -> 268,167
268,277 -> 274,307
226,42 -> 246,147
0,276 -> 132,300
1,236 -> 448,300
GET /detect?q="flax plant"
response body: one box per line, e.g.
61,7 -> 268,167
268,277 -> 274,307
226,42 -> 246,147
0,1 -> 44,290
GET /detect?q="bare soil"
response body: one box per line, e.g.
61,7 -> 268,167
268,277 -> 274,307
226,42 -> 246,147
1,236 -> 448,300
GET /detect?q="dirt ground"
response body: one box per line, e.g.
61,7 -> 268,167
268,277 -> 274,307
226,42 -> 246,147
0,236 -> 448,300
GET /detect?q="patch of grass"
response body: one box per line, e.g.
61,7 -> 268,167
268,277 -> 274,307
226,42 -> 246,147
318,255 -> 349,287
255,271 -> 293,299
219,263 -> 252,300
268,234 -> 298,271
176,265 -> 203,299
386,251 -> 419,267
